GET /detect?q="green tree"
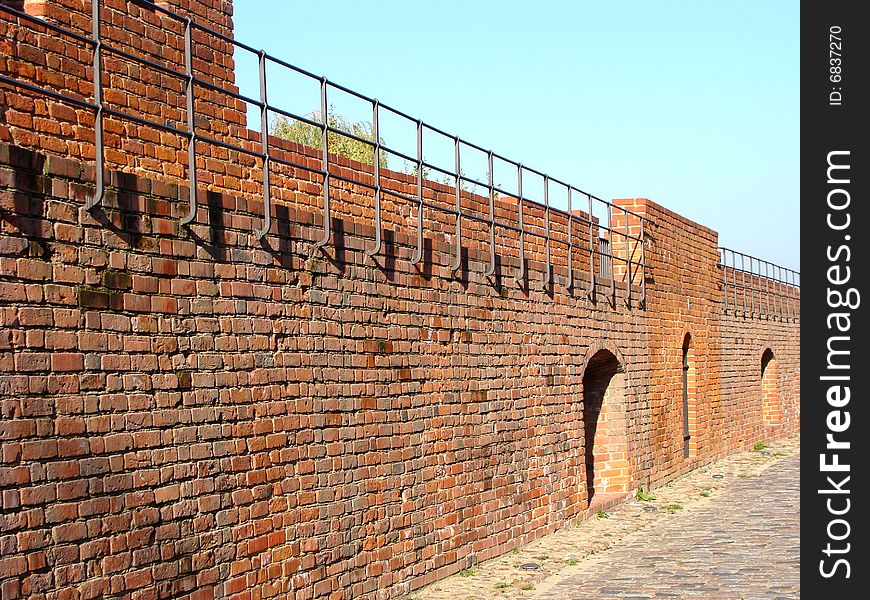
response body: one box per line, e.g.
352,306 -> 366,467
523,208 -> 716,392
271,107 -> 387,168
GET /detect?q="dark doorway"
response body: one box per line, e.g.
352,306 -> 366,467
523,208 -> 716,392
761,348 -> 780,425
582,349 -> 629,509
682,333 -> 692,458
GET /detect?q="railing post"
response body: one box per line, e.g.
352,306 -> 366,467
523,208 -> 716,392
86,0 -> 105,210
721,248 -> 728,313
792,271 -> 799,319
542,175 -> 551,288
587,193 -> 595,300
639,218 -> 645,306
365,99 -> 382,257
776,265 -> 785,321
410,119 -> 424,265
607,203 -> 614,303
517,164 -> 525,283
178,17 -> 198,225
749,257 -> 756,316
484,150 -> 496,277
450,137 -> 462,272
624,207 -> 631,307
566,188 -> 573,290
314,77 -> 331,248
254,50 -> 271,239
731,251 -> 738,313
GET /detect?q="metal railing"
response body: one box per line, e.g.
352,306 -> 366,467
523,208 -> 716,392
718,248 -> 799,321
0,0 -> 646,302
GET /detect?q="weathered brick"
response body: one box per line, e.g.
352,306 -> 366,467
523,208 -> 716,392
50,352 -> 83,372
77,286 -> 109,309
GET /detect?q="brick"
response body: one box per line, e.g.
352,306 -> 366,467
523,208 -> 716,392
77,287 -> 109,309
103,269 -> 132,290
123,293 -> 151,312
14,353 -> 49,372
50,352 -> 83,372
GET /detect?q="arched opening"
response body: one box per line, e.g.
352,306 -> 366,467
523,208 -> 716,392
682,333 -> 696,458
582,349 -> 629,509
761,348 -> 781,426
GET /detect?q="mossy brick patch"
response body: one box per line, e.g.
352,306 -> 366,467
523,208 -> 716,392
77,286 -> 109,309
77,286 -> 123,310
102,269 -> 132,290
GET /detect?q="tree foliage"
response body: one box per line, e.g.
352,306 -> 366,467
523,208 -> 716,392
271,108 -> 387,168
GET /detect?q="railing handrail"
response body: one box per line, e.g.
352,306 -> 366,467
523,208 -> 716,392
718,247 -> 799,321
0,0 -> 648,301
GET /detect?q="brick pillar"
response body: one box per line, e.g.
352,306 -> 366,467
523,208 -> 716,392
609,201 -> 644,289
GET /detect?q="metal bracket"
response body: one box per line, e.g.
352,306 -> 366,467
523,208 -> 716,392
484,150 -> 496,277
180,17 -> 197,226
410,119 -> 424,266
517,164 -> 525,283
542,175 -> 551,289
607,204 -> 615,305
254,49 -> 271,239
780,266 -> 786,320
731,250 -> 738,315
587,193 -> 595,300
566,188 -> 573,290
85,0 -> 104,211
624,208 -> 632,307
365,99 -> 382,258
639,219 -> 646,306
450,137 -> 462,273
314,77 -> 331,248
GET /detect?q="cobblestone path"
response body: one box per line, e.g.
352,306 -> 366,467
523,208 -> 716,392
535,454 -> 799,599
414,437 -> 799,600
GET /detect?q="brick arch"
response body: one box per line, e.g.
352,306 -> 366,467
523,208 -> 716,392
580,339 -> 630,373
580,340 -> 633,511
761,347 -> 781,426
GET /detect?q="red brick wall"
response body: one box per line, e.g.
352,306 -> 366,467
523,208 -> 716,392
717,314 -> 800,446
613,197 -> 727,487
0,2 -> 799,598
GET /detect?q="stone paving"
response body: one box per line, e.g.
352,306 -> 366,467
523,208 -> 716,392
412,436 -> 799,599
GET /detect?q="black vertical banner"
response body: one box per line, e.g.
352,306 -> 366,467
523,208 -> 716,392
802,1 -> 868,597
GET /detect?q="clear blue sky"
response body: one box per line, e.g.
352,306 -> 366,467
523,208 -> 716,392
233,0 -> 799,271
